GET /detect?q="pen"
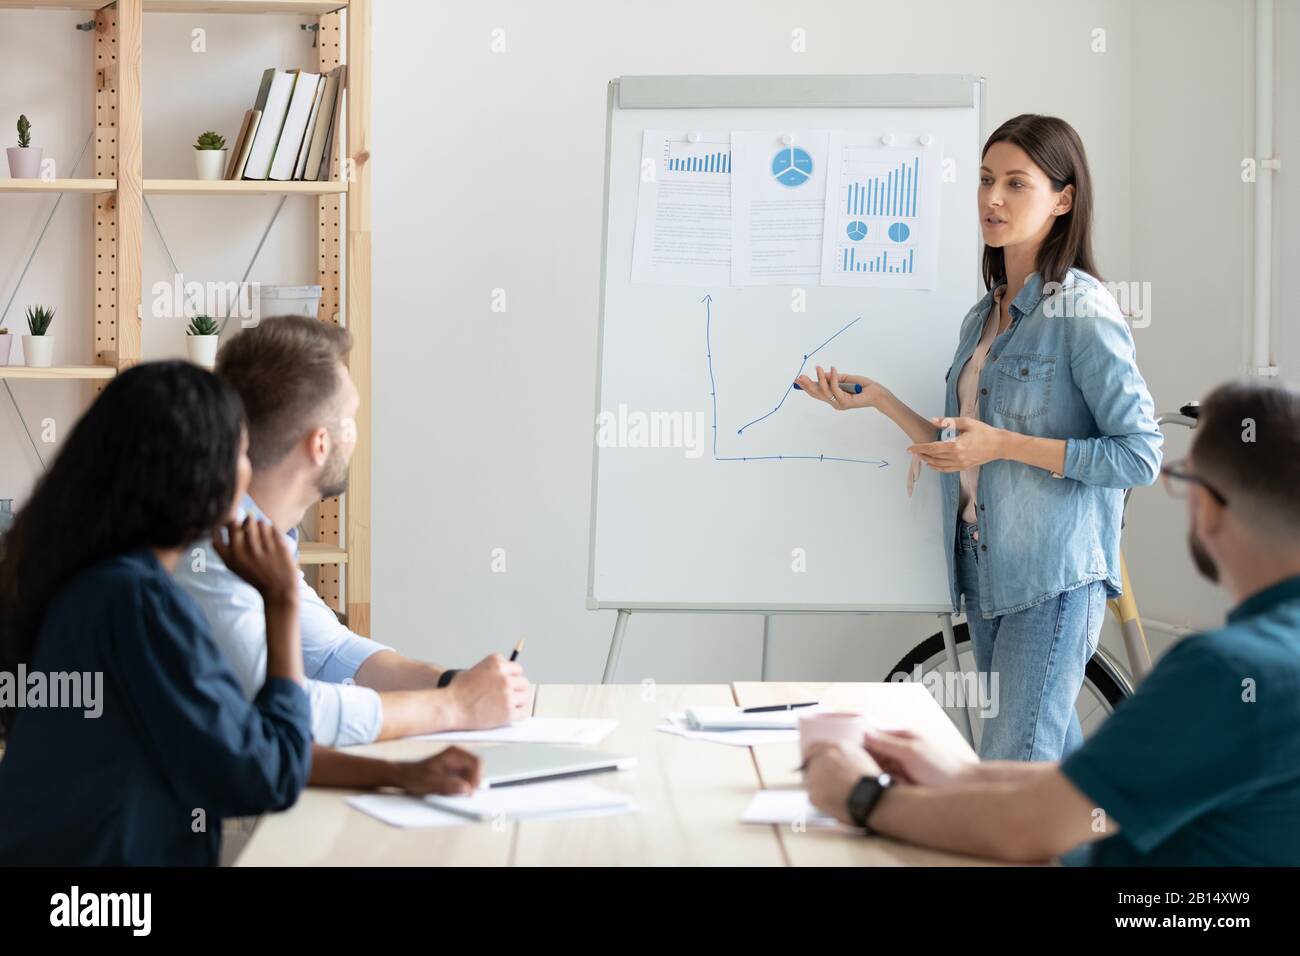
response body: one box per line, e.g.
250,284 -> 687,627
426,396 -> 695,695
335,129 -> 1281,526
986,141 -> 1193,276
509,638 -> 525,662
742,701 -> 818,713
793,382 -> 862,394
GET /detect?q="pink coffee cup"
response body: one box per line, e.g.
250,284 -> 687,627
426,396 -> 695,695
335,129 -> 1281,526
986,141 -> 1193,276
798,711 -> 870,759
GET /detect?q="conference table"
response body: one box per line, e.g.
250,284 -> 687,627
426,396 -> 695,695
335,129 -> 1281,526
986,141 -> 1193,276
236,682 -> 1005,866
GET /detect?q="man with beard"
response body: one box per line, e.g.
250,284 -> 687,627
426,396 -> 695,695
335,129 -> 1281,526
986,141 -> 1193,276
176,317 -> 529,766
803,379 -> 1300,865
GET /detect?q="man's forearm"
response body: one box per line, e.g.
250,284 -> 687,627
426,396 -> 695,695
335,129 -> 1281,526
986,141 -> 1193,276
355,649 -> 445,691
308,744 -> 404,789
373,687 -> 462,740
958,760 -> 1059,786
868,764 -> 1065,863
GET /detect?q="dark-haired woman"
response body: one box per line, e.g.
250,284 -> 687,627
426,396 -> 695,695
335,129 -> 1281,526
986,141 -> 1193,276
798,115 -> 1162,760
0,361 -> 313,865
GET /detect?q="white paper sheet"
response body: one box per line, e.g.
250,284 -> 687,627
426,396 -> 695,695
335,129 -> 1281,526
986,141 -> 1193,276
407,717 -> 617,746
425,780 -> 637,821
741,789 -> 842,828
346,793 -> 467,829
656,713 -> 799,746
631,130 -> 733,286
730,130 -> 830,286
820,131 -> 943,290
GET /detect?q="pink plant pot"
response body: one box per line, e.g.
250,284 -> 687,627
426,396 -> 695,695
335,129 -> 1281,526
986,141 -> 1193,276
6,146 -> 44,179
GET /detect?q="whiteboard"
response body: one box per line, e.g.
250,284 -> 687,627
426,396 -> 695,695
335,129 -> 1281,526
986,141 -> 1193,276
589,75 -> 984,612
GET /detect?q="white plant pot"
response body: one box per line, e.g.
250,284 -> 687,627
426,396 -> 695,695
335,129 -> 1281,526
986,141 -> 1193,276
7,146 -> 43,179
194,149 -> 227,180
0,335 -> 12,366
186,334 -> 219,368
23,335 -> 53,367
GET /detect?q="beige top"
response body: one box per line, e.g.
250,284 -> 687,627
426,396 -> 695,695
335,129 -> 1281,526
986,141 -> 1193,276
955,286 -> 1006,524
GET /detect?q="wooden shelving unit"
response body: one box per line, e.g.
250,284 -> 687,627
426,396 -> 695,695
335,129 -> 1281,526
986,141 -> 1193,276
2,0 -> 372,629
0,178 -> 116,193
0,365 -> 117,379
144,178 -> 348,195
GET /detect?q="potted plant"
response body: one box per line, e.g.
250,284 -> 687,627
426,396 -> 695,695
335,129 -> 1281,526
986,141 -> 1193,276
23,305 -> 55,367
0,327 -> 11,367
7,114 -> 42,179
193,130 -> 227,181
185,314 -> 220,367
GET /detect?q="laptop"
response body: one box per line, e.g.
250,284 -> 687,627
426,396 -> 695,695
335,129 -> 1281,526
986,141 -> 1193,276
477,744 -> 637,788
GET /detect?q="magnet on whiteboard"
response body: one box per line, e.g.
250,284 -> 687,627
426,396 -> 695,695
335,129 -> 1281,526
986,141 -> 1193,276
881,133 -> 895,146
688,131 -> 701,143
919,133 -> 933,146
781,133 -> 793,146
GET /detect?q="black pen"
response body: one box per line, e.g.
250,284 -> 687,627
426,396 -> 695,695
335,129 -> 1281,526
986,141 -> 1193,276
742,701 -> 818,713
509,639 -> 525,662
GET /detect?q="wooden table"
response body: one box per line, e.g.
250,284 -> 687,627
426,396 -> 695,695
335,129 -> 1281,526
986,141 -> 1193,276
236,683 -> 1002,866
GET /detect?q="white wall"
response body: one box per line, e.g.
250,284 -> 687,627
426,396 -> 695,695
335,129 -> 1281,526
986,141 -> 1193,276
4,1 -> 1292,688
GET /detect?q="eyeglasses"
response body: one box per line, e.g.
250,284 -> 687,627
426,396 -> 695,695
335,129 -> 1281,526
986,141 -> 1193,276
1160,459 -> 1228,505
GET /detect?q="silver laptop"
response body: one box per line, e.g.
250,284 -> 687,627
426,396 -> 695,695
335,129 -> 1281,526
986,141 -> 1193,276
477,744 -> 637,788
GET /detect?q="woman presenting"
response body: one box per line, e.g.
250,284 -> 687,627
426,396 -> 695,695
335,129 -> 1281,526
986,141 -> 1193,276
797,114 -> 1162,761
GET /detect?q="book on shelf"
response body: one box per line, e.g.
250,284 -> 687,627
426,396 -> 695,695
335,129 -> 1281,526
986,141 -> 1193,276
239,65 -> 346,183
225,108 -> 261,180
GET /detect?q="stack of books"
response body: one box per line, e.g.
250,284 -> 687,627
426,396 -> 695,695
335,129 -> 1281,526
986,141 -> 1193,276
225,65 -> 347,182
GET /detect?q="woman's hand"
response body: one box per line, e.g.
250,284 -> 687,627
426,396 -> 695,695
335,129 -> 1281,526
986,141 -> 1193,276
862,727 -> 978,786
213,516 -> 299,606
395,746 -> 482,796
907,416 -> 1008,472
794,365 -> 886,411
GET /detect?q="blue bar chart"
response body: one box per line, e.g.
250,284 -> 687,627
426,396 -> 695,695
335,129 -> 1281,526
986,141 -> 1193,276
840,247 -> 915,274
664,140 -> 733,175
843,156 -> 920,217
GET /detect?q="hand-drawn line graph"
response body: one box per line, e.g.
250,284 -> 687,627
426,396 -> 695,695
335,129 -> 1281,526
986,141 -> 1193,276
702,294 -> 888,467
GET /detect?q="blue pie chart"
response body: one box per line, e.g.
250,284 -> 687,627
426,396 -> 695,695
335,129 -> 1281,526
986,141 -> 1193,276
845,220 -> 868,241
771,147 -> 813,187
888,222 -> 911,242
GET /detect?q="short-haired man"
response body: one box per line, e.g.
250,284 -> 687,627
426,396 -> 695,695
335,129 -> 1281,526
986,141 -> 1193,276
804,380 -> 1300,865
176,316 -> 530,763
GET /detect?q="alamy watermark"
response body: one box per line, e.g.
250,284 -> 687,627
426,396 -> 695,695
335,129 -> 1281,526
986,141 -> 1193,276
890,664 -> 1000,719
1042,279 -> 1152,329
0,665 -> 103,719
596,404 -> 707,459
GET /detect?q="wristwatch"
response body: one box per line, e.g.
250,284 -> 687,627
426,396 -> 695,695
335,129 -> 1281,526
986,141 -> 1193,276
436,669 -> 461,688
847,773 -> 894,831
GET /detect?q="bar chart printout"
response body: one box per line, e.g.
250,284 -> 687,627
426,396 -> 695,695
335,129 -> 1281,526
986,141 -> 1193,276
632,131 -> 733,286
821,132 -> 943,289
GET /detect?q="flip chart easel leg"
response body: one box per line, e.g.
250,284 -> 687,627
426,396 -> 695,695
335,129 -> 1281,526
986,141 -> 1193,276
940,612 -> 976,747
602,609 -> 631,684
761,615 -> 774,680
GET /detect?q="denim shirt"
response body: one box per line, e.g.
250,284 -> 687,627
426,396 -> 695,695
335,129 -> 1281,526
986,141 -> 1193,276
941,268 -> 1163,618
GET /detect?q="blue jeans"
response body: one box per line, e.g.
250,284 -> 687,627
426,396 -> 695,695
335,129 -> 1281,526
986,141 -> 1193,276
955,521 -> 1104,761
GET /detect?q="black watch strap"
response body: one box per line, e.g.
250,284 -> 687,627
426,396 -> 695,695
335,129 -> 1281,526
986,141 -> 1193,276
436,669 -> 461,688
847,773 -> 893,831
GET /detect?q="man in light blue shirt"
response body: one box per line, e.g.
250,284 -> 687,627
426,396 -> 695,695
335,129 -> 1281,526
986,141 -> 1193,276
175,316 -> 530,747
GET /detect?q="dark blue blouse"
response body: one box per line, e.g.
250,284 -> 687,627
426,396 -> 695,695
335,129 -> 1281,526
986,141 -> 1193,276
0,550 -> 312,866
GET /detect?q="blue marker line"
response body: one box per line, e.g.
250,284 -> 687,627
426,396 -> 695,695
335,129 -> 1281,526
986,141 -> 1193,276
702,295 -> 887,468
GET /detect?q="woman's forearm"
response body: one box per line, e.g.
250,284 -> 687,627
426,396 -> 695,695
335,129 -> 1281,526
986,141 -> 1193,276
876,389 -> 942,445
309,744 -> 402,789
263,595 -> 305,685
1000,431 -> 1067,475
